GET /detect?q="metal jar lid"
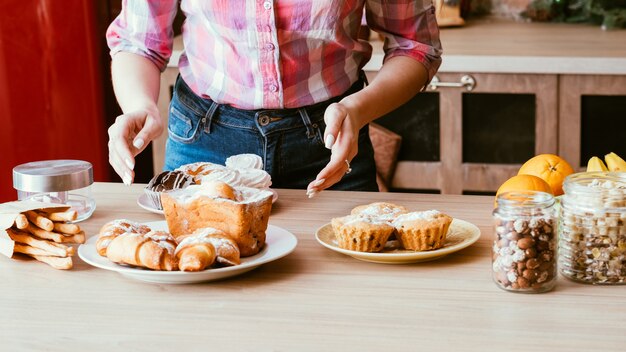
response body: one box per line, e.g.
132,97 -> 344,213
13,160 -> 93,192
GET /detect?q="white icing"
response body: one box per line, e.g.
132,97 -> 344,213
225,154 -> 263,170
199,168 -> 244,187
237,168 -> 272,188
171,184 -> 272,205
175,162 -> 226,176
99,238 -> 112,248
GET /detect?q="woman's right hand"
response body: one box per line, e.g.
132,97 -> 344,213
107,105 -> 163,185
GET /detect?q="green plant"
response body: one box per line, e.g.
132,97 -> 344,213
525,0 -> 626,29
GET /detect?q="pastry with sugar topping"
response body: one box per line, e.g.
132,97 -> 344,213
392,210 -> 452,251
331,215 -> 395,252
161,181 -> 273,257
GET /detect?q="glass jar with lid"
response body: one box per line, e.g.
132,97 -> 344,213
492,190 -> 557,293
13,160 -> 96,222
559,172 -> 626,285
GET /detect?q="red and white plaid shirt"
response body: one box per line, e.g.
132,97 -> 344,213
107,0 -> 442,110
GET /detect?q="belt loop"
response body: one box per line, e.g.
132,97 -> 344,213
297,108 -> 317,139
203,100 -> 219,134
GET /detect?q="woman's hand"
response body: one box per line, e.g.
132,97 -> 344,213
306,102 -> 362,197
107,105 -> 163,185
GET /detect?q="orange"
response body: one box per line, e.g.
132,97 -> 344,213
495,174 -> 553,207
517,154 -> 574,196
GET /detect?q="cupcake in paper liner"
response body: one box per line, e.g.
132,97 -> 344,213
392,210 -> 452,251
144,171 -> 196,210
331,215 -> 394,252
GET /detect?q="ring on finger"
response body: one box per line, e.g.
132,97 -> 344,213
344,159 -> 352,175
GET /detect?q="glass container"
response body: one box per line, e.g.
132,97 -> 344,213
492,190 -> 557,293
13,160 -> 95,222
559,172 -> 626,284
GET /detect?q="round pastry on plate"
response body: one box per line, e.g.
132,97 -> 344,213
144,170 -> 196,210
392,210 -> 453,251
331,215 -> 395,253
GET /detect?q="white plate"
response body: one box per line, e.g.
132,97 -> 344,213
78,221 -> 297,284
136,189 -> 279,215
316,218 -> 481,264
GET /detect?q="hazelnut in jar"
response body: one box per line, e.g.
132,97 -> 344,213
559,172 -> 626,285
492,191 -> 557,293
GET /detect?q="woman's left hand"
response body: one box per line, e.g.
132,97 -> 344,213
306,102 -> 361,197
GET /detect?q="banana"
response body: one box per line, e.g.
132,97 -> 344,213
587,156 -> 608,172
605,152 -> 626,172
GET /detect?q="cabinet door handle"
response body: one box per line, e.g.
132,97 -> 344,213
427,75 -> 476,91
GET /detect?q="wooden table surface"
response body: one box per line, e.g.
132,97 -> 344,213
1,182 -> 624,351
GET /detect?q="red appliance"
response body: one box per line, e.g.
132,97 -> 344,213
0,0 -> 109,202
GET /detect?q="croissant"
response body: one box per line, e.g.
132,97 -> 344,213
175,233 -> 217,272
190,227 -> 240,266
96,219 -> 151,256
106,230 -> 178,271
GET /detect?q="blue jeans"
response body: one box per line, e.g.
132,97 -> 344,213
164,75 -> 378,191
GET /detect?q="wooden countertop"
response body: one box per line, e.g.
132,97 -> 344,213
1,182 -> 625,351
169,18 -> 626,75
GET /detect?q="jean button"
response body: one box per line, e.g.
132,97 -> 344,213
258,115 -> 270,126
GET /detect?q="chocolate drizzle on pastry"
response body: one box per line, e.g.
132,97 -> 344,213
146,171 -> 195,192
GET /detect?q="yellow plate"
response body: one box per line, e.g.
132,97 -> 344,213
315,218 -> 481,264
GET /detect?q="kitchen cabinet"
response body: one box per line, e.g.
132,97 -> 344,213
378,72 -> 558,194
559,75 -> 626,170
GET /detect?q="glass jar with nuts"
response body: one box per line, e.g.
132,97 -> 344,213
492,191 -> 557,293
559,172 -> 626,285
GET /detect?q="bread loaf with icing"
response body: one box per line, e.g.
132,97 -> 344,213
162,181 -> 272,257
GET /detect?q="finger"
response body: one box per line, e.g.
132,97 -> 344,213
314,129 -> 356,184
306,166 -> 348,197
131,112 -> 163,154
108,119 -> 136,168
108,140 -> 134,185
306,150 -> 354,195
108,117 -> 137,184
323,103 -> 348,149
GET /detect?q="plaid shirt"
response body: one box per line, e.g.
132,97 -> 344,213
107,0 -> 442,109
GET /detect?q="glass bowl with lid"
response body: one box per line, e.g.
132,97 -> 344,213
13,160 -> 96,222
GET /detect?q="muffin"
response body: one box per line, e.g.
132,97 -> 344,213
331,215 -> 395,252
350,202 -> 408,223
144,171 -> 196,210
392,210 -> 452,251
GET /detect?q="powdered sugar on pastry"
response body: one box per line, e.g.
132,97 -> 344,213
393,210 -> 442,224
341,214 -> 389,226
356,204 -> 405,221
175,228 -> 222,255
225,153 -> 263,170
